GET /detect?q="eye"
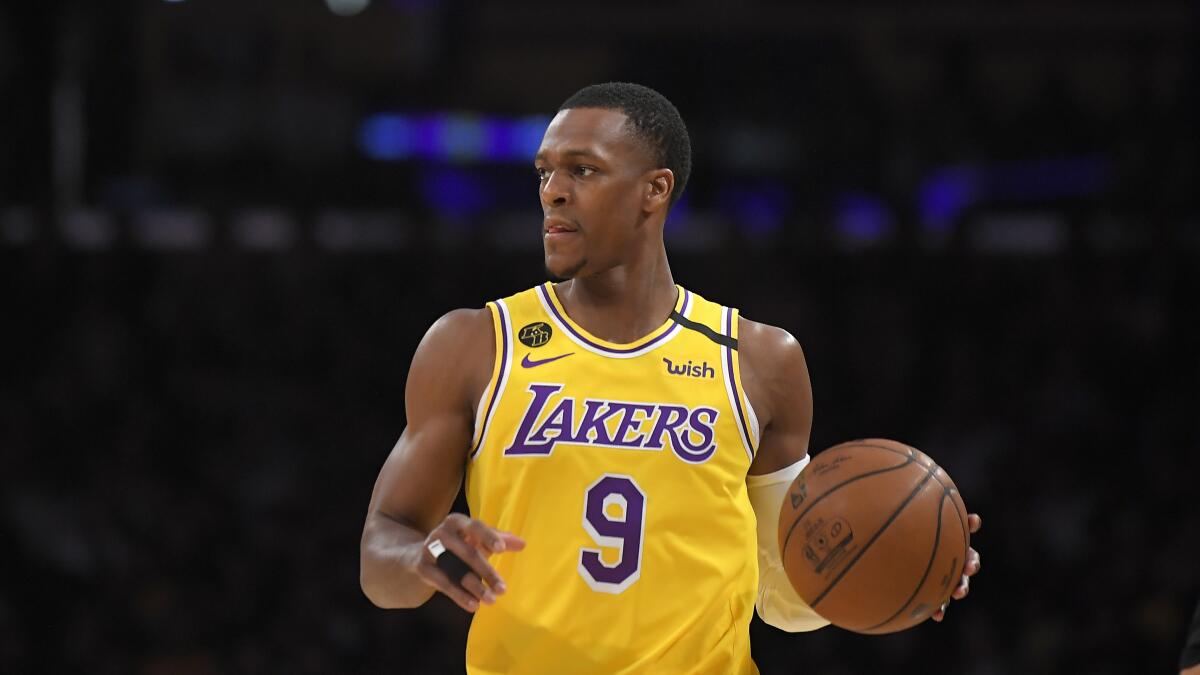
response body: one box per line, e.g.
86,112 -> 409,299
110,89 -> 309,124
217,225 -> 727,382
535,167 -> 549,181
575,166 -> 596,177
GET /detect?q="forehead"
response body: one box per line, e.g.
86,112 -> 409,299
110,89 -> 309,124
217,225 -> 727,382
536,108 -> 649,165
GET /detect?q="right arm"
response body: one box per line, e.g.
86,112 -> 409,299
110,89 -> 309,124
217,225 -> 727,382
359,308 -> 525,612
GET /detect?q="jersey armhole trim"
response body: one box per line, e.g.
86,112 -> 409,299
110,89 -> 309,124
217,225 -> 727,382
469,300 -> 513,460
722,306 -> 759,462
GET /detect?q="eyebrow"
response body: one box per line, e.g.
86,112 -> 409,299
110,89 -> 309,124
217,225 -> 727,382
534,148 -> 602,163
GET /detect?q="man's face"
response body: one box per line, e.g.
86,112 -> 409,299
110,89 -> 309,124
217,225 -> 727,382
534,108 -> 657,280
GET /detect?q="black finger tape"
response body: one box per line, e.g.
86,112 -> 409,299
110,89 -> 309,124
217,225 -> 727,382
435,548 -> 471,587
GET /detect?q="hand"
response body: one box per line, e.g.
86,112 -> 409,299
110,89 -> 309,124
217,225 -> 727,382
415,513 -> 526,613
932,513 -> 982,622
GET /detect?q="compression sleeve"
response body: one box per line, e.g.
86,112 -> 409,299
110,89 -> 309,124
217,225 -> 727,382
747,454 -> 831,632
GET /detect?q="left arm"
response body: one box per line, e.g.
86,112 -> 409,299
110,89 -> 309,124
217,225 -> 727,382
738,317 -> 982,629
739,318 -> 828,631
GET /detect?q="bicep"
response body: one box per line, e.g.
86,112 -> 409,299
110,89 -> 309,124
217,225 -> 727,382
744,320 -> 813,475
752,418 -> 811,475
367,416 -> 473,533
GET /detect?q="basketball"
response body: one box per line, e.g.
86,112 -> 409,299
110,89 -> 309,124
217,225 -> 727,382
778,439 -> 970,634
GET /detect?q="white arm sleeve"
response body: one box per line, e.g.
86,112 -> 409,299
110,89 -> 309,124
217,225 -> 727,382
747,455 -> 831,632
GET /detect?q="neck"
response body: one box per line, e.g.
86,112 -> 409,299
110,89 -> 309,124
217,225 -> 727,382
554,243 -> 676,344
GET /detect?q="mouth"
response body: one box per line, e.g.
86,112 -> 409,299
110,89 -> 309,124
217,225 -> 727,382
543,217 -> 579,237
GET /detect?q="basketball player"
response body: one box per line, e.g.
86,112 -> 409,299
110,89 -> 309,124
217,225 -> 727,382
360,83 -> 983,674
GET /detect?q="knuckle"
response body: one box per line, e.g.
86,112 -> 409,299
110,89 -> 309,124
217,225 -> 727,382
465,575 -> 487,595
463,545 -> 489,565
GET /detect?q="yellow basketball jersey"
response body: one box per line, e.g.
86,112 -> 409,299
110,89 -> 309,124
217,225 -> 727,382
464,282 -> 762,675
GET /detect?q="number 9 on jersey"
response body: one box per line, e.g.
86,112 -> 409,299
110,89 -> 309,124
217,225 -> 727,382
580,474 -> 646,594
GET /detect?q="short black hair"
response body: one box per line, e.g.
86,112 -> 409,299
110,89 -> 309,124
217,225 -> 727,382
559,82 -> 692,208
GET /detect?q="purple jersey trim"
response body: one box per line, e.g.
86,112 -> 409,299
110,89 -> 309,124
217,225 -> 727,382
470,301 -> 510,459
723,306 -> 755,457
537,284 -> 691,356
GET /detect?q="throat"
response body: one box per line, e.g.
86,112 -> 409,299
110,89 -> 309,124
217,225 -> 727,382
552,280 -> 680,344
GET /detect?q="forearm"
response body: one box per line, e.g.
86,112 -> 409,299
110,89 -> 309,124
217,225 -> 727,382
748,456 -> 830,632
360,512 -> 436,609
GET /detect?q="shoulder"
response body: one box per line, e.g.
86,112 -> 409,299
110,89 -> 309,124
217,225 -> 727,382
738,316 -> 806,376
408,307 -> 497,408
736,316 -> 811,433
423,307 -> 495,347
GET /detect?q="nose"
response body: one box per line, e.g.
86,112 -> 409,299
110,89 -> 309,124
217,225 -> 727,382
539,170 -> 570,208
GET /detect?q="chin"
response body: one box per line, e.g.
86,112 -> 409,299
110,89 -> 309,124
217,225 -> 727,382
544,255 -> 587,281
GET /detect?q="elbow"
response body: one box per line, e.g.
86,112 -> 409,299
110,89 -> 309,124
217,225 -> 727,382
359,557 -> 429,610
360,571 -> 397,609
759,612 -> 830,633
360,565 -> 407,609
755,582 -> 832,633
757,604 -> 831,633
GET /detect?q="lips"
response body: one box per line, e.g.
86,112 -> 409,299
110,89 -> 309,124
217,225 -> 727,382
543,217 -> 578,235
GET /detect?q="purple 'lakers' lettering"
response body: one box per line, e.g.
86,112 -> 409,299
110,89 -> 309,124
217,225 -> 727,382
573,399 -> 620,445
504,383 -> 564,455
528,398 -> 574,446
643,404 -> 689,453
502,384 -> 720,462
678,407 -> 718,462
609,403 -> 657,448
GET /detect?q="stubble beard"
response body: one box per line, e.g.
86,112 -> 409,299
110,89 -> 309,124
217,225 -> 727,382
545,257 -> 588,281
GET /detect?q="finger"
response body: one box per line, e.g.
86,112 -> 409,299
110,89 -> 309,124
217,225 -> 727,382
441,532 -> 508,593
932,603 -> 946,622
966,548 -> 981,576
462,519 -> 518,555
460,572 -> 497,605
415,562 -> 480,612
952,573 -> 970,600
968,513 -> 982,533
499,532 -> 527,551
434,547 -> 473,587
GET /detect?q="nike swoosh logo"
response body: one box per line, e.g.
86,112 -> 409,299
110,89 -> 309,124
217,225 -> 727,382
521,352 -> 574,368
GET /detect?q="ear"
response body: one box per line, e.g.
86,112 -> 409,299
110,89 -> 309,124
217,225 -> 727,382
642,168 -> 675,215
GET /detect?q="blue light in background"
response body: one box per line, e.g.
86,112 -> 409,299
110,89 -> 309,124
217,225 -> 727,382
835,192 -> 894,243
359,115 -> 415,160
482,118 -> 510,160
917,156 -> 1110,233
716,182 -> 790,239
442,116 -> 486,161
918,166 -> 981,233
360,113 -> 550,164
513,116 -> 552,161
414,116 -> 444,159
664,193 -> 692,234
418,168 -> 491,221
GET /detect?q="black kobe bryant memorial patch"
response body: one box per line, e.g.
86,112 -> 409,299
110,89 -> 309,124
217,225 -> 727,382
518,322 -> 553,348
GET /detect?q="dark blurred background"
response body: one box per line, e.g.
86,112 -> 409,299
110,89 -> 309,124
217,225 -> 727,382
3,1 -> 1198,673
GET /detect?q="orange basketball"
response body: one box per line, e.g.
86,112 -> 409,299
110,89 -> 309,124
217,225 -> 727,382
778,439 -> 969,634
